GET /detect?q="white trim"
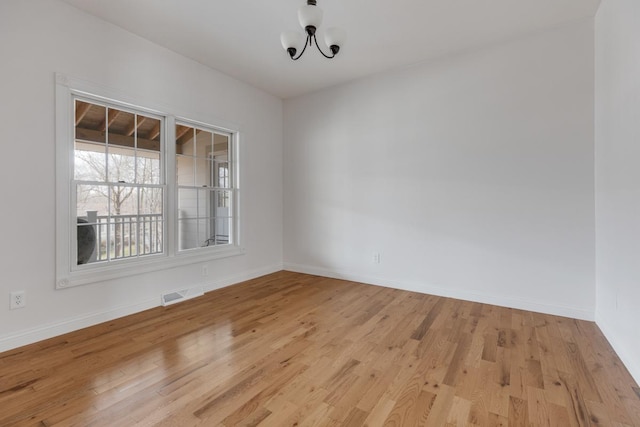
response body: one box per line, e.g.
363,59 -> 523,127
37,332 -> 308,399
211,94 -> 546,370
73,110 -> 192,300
55,76 -> 73,289
59,246 -> 245,288
200,263 -> 282,294
0,263 -> 283,353
0,298 -> 157,353
283,262 -> 595,321
595,311 -> 640,385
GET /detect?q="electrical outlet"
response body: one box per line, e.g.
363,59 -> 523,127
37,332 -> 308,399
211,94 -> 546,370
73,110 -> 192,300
373,252 -> 381,264
202,265 -> 209,277
10,291 -> 26,310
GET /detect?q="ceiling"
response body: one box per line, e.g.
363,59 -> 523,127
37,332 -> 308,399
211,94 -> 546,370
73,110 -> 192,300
59,0 -> 601,99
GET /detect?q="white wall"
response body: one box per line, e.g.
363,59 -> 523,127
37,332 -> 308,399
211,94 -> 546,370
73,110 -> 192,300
284,21 -> 596,320
595,0 -> 640,384
0,0 -> 283,351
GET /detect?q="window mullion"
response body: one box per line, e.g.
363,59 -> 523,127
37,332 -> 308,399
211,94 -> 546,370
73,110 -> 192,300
164,115 -> 177,258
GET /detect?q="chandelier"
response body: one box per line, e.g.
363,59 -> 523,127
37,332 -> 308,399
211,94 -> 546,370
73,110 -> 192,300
280,0 -> 346,60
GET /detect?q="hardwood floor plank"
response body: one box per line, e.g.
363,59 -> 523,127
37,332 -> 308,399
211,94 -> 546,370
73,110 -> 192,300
442,333 -> 472,387
0,271 -> 637,426
487,411 -> 509,427
424,383 -> 456,427
342,407 -> 368,426
446,395 -> 472,425
508,396 -> 529,427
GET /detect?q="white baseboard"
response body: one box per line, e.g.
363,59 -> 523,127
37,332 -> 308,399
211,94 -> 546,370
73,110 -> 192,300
0,263 -> 283,354
595,311 -> 640,386
283,262 -> 595,321
201,263 -> 284,293
0,298 -> 158,354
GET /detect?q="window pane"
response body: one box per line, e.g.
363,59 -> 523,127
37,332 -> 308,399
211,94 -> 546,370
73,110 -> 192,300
197,189 -> 216,219
195,157 -> 210,187
178,188 -> 197,219
107,146 -> 137,183
213,133 -> 229,159
197,219 -> 212,247
140,188 -> 163,214
139,217 -> 163,255
178,219 -> 199,250
136,151 -> 160,185
76,184 -> 109,218
196,130 -> 213,158
176,125 -> 194,155
77,220 -> 97,265
178,219 -> 212,250
214,161 -> 230,188
75,142 -> 106,182
75,101 -> 106,145
107,109 -> 133,149
215,190 -> 232,212
176,155 -> 194,186
215,217 -> 231,245
76,184 -> 109,265
109,185 -> 138,216
136,115 -> 161,151
109,216 -> 137,260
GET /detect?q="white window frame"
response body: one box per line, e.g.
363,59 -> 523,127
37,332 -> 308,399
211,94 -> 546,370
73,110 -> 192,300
55,74 -> 243,289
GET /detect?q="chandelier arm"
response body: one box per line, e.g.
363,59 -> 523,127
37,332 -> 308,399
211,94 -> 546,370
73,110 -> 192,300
313,35 -> 336,59
291,35 -> 311,60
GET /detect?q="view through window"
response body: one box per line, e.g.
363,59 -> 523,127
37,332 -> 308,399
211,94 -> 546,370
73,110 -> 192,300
175,124 -> 233,251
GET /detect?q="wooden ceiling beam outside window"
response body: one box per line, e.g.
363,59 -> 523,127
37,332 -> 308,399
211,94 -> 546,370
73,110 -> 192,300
75,128 -> 160,152
174,127 -> 207,155
177,129 -> 201,146
100,109 -> 121,131
175,126 -> 191,142
126,116 -> 146,137
75,100 -> 164,153
148,121 -> 161,140
75,102 -> 92,126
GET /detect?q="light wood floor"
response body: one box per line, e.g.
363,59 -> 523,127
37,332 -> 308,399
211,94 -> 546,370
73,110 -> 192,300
1,271 -> 639,426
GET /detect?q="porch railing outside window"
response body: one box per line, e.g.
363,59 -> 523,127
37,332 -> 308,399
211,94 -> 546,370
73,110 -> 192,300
81,211 -> 163,262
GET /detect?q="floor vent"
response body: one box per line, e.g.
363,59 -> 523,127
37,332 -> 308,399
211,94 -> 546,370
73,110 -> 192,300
161,285 -> 204,307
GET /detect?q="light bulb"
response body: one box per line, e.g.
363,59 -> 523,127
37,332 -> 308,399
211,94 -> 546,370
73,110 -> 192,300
298,4 -> 323,30
280,31 -> 305,51
324,27 -> 346,49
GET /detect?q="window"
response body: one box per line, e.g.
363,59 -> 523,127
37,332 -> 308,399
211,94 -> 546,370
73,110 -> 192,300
55,74 -> 242,288
74,99 -> 164,265
175,123 -> 234,251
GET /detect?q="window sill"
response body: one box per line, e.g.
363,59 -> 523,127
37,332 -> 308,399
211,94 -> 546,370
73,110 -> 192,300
57,245 -> 245,289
